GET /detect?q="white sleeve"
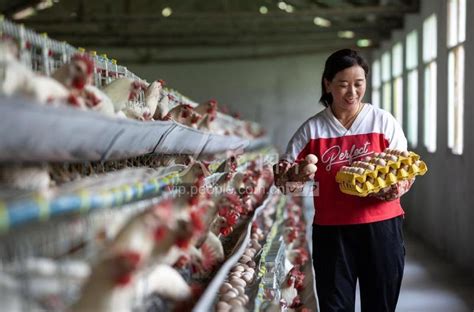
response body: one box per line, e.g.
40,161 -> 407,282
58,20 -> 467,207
281,122 -> 311,163
385,114 -> 408,150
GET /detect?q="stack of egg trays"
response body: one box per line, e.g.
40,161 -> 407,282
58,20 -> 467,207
335,152 -> 428,197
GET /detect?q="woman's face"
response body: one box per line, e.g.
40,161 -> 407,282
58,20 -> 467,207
324,65 -> 366,110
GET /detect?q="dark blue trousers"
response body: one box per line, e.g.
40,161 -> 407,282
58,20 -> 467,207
313,216 -> 405,312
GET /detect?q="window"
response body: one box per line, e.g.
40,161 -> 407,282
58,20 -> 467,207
423,14 -> 437,153
381,52 -> 391,112
406,30 -> 419,147
447,0 -> 465,154
371,60 -> 381,108
392,43 -> 403,126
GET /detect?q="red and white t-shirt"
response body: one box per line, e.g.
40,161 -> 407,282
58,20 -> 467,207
283,104 -> 407,225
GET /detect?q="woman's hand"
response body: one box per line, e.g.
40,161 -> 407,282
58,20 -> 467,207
370,178 -> 415,201
273,155 -> 318,194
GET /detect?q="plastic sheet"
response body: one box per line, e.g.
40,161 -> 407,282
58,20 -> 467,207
0,97 -> 249,162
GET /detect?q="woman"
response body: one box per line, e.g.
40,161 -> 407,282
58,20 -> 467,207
274,49 -> 414,312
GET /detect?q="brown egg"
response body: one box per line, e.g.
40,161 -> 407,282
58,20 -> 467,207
232,265 -> 244,272
219,282 -> 233,293
216,301 -> 231,311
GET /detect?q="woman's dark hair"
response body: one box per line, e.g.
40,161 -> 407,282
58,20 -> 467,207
319,49 -> 369,107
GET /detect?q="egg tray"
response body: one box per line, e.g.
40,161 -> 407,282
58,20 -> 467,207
335,152 -> 428,197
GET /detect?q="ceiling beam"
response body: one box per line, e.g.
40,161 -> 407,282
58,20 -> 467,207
106,42 -> 374,64
54,33 -> 384,48
24,4 -> 418,24
25,19 -> 401,37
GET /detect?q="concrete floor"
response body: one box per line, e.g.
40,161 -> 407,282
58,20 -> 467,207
355,234 -> 474,312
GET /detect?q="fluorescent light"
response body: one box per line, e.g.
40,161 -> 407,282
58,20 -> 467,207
12,7 -> 36,20
36,0 -> 54,11
285,4 -> 294,13
338,31 -> 355,39
162,7 -> 172,17
313,17 -> 331,27
357,39 -> 372,47
259,6 -> 268,14
278,1 -> 287,10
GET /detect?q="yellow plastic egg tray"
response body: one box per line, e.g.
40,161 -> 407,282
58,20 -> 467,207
335,151 -> 428,197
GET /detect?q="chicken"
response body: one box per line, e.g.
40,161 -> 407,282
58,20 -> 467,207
74,201 -> 177,312
123,81 -> 162,121
190,232 -> 224,276
137,264 -> 192,301
107,199 -> 175,261
26,75 -> 86,108
197,114 -> 212,132
195,101 -> 223,133
101,78 -> 145,112
1,42 -> 81,107
72,251 -> 141,312
179,161 -> 211,184
280,268 -> 304,309
286,246 -> 309,266
144,80 -> 164,118
153,86 -> 171,120
122,105 -> 153,121
83,85 -> 115,116
209,193 -> 244,237
52,54 -> 94,93
1,40 -> 35,97
165,104 -> 202,128
194,99 -> 218,121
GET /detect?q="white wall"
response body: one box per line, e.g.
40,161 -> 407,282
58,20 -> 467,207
372,0 -> 474,274
127,54 -> 328,153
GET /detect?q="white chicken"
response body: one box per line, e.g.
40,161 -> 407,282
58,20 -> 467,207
74,200 -> 175,312
72,251 -> 141,312
101,78 -> 144,113
1,42 -> 81,107
107,199 -> 177,262
194,99 -> 217,121
144,80 -> 164,118
1,40 -> 35,97
136,264 -> 192,301
83,85 -> 115,117
52,54 -> 94,92
179,161 -> 211,184
165,104 -> 202,128
122,105 -> 152,121
280,268 -> 302,309
26,75 -> 84,108
153,86 -> 170,120
189,231 -> 225,278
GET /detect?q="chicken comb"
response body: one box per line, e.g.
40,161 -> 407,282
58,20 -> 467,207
67,94 -> 81,107
190,210 -> 205,232
290,296 -> 302,308
157,79 -> 166,86
153,226 -> 167,241
72,54 -> 94,75
219,226 -> 232,236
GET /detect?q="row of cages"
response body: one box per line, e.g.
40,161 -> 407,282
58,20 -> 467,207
1,18 -> 141,87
